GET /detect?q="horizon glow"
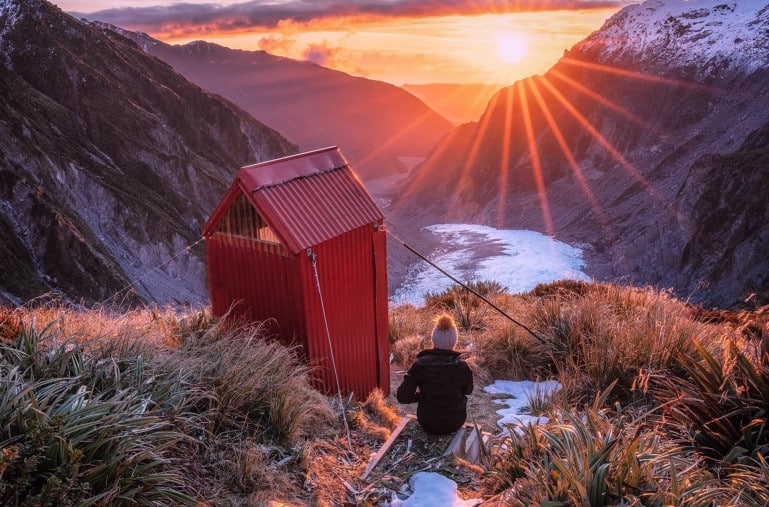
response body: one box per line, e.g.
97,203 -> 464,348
54,1 -> 625,85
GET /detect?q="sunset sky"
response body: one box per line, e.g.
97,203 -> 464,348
57,0 -> 633,85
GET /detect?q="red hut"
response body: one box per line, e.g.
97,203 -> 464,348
202,146 -> 389,399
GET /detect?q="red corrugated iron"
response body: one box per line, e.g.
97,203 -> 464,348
203,146 -> 383,254
202,146 -> 389,400
239,146 -> 348,190
255,167 -> 383,254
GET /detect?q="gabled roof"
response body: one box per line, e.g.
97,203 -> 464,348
203,146 -> 384,254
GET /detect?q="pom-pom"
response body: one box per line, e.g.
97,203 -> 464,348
434,314 -> 455,330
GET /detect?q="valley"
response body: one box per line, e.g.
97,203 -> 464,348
1,0 -> 769,505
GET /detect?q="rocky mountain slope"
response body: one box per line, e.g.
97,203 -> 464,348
391,0 -> 769,307
0,0 -> 295,306
107,31 -> 453,179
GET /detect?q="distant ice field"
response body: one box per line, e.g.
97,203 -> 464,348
391,224 -> 590,306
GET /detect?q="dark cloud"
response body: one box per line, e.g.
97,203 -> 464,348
72,0 -> 634,37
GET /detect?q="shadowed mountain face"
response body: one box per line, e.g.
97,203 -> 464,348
0,0 -> 296,306
391,0 -> 769,307
113,32 -> 454,180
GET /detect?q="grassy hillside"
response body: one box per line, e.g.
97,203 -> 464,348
1,283 -> 768,505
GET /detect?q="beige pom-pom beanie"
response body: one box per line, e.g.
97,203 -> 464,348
431,314 -> 458,350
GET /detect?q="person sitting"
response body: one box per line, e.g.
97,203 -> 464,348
396,313 -> 474,435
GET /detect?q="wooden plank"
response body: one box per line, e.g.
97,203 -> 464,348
360,414 -> 415,480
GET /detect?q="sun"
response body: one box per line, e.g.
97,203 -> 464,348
496,33 -> 528,63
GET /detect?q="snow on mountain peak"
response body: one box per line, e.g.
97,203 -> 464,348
0,0 -> 21,28
0,0 -> 17,11
0,0 -> 22,65
577,0 -> 769,76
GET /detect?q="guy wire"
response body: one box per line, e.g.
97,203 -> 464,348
386,227 -> 547,344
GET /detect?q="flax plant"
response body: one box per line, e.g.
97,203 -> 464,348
0,326 -> 197,505
653,340 -> 769,465
487,392 -> 722,506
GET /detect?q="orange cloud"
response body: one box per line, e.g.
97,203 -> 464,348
258,34 -> 295,52
302,41 -> 340,66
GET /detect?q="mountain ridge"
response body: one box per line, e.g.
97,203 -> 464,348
0,0 -> 296,306
391,0 -> 769,307
104,27 -> 454,179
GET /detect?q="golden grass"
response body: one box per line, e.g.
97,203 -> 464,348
4,281 -> 767,505
389,304 -> 431,343
161,318 -> 335,443
457,282 -> 731,404
0,303 -> 343,505
390,334 -> 426,367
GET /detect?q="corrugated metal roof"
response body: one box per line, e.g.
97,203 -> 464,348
246,147 -> 384,254
239,146 -> 349,191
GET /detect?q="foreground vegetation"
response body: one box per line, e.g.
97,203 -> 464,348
1,281 -> 768,505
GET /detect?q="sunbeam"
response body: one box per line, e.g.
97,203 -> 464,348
536,75 -> 660,201
354,104 -> 449,172
549,68 -> 655,133
560,57 -> 722,96
518,80 -> 554,236
525,78 -> 609,229
497,85 -> 515,227
455,92 -> 500,199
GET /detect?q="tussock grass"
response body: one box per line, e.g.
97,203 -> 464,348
388,304 -> 427,344
0,303 -> 336,505
424,280 -> 505,331
483,282 -> 724,404
391,280 -> 769,504
160,318 -> 334,443
390,334 -> 426,367
4,280 -> 767,505
474,322 -> 549,380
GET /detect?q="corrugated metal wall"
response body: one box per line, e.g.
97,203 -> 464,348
206,224 -> 389,399
300,224 -> 389,399
206,234 -> 306,350
373,228 -> 390,395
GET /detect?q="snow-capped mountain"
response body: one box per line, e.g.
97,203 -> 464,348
391,0 -> 769,307
0,0 -> 295,306
581,0 -> 769,76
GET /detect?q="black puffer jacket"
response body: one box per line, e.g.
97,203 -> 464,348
396,349 -> 474,435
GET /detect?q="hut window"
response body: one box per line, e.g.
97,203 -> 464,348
215,192 -> 281,244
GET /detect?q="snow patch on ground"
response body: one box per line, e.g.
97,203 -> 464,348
390,472 -> 480,507
485,380 -> 562,433
391,224 -> 590,306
